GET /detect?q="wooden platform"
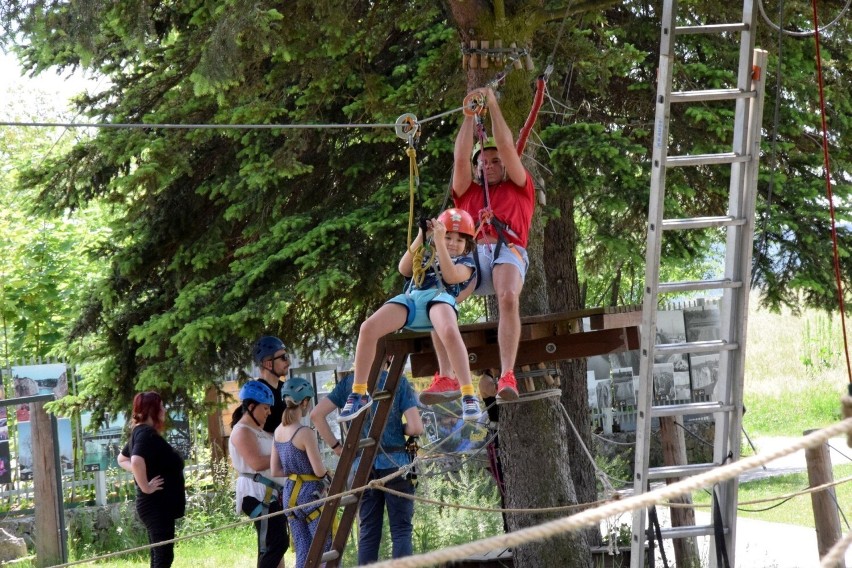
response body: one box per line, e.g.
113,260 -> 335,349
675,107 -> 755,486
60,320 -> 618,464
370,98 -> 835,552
399,307 -> 641,377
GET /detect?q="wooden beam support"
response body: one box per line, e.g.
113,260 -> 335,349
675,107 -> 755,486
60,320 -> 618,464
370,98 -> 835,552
405,309 -> 641,377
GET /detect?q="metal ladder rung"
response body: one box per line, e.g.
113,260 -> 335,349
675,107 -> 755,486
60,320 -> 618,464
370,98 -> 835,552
666,152 -> 749,167
670,88 -> 755,103
675,23 -> 749,35
651,401 -> 734,418
654,339 -> 737,355
320,551 -> 341,563
648,462 -> 719,480
357,437 -> 377,449
658,278 -> 742,294
662,215 -> 746,230
659,524 -> 723,540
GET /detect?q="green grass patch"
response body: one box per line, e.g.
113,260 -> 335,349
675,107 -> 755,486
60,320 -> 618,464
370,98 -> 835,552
743,383 -> 844,437
691,464 -> 852,527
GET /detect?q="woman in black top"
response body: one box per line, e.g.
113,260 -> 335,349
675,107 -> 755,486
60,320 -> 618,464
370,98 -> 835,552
118,392 -> 186,568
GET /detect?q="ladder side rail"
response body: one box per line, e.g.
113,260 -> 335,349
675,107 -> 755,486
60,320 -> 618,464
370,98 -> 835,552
713,0 -> 758,462
325,343 -> 410,565
306,338 -> 394,567
631,1 -> 678,565
708,3 -> 759,563
714,47 -> 768,568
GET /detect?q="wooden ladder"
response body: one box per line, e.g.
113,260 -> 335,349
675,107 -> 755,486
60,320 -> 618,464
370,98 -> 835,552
304,336 -> 410,568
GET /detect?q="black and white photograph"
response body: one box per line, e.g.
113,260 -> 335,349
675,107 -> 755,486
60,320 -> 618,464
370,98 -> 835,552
690,354 -> 720,399
683,303 -> 721,343
611,367 -> 635,408
595,379 -> 612,411
652,362 -> 676,401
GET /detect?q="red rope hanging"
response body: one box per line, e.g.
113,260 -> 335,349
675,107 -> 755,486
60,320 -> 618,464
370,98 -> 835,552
810,0 -> 852,388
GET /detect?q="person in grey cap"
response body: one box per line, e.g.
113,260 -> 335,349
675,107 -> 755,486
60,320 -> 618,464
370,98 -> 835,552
252,335 -> 290,433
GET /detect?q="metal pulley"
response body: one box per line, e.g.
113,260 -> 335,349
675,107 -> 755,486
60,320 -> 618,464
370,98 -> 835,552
462,92 -> 488,117
395,113 -> 419,144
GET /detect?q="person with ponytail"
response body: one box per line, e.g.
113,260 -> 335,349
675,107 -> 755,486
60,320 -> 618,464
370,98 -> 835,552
271,377 -> 331,568
229,380 -> 289,568
118,392 -> 186,568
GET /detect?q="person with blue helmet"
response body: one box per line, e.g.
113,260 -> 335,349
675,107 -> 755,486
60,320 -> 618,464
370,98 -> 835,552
229,380 -> 289,568
311,363 -> 424,564
252,336 -> 290,433
270,377 -> 332,567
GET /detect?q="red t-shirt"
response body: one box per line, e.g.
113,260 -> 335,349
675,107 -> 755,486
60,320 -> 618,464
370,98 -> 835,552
454,172 -> 535,247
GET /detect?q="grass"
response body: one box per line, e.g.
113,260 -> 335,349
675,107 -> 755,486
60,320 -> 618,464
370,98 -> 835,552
14,526 -> 293,567
743,298 -> 849,437
691,464 -> 852,528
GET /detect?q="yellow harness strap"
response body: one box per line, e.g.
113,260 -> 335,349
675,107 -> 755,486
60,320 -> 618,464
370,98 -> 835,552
287,473 -> 324,522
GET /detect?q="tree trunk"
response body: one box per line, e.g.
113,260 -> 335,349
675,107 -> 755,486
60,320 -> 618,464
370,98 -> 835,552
445,4 -> 595,563
545,185 -> 601,548
500,395 -> 592,566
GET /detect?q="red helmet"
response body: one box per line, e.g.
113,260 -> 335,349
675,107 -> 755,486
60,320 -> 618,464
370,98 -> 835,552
437,208 -> 476,238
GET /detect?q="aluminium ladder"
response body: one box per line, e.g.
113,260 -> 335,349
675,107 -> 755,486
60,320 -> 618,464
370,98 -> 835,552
631,1 -> 767,567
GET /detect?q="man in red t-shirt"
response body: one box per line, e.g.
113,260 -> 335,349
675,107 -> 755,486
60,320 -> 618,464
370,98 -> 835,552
453,87 -> 535,400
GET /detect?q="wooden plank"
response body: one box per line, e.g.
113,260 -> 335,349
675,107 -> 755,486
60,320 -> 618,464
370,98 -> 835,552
410,326 -> 636,376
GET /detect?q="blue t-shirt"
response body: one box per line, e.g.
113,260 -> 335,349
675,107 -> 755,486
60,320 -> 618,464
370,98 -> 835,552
411,253 -> 476,298
327,371 -> 418,470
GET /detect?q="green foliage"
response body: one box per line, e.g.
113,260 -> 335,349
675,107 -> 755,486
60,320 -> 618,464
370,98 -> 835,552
412,462 -> 504,551
66,501 -> 149,562
2,0 -> 852,421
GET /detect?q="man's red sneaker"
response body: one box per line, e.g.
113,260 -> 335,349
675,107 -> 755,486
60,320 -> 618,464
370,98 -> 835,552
496,370 -> 519,401
418,373 -> 461,405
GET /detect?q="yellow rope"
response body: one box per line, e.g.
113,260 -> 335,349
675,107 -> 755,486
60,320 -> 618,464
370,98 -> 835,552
405,145 -> 431,288
406,146 -> 418,251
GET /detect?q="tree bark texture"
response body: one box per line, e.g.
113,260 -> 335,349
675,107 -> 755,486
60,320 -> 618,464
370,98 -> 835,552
545,188 -> 598,512
500,396 -> 592,566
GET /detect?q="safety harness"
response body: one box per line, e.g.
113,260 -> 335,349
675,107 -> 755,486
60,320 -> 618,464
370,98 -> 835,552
284,472 -> 328,522
240,472 -> 283,553
465,71 -> 550,289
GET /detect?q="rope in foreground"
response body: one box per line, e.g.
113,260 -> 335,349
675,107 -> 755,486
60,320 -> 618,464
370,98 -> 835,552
368,417 -> 852,568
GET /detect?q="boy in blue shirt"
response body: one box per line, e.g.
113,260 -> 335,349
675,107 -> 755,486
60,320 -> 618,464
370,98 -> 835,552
311,368 -> 423,563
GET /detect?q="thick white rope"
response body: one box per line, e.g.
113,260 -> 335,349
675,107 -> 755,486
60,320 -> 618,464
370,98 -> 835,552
368,418 -> 852,568
821,527 -> 852,567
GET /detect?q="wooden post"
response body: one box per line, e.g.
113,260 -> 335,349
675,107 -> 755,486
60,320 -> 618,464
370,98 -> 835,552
31,401 -> 63,567
469,40 -> 479,69
95,470 -> 107,506
510,42 -> 522,69
480,40 -> 489,68
804,429 -> 845,568
205,385 -> 226,463
660,416 -> 700,568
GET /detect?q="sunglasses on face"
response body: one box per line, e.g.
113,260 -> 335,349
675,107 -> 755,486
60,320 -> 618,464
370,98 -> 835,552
271,353 -> 290,363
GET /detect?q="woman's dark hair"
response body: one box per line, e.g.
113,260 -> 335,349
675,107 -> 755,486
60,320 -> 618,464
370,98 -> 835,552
132,392 -> 165,432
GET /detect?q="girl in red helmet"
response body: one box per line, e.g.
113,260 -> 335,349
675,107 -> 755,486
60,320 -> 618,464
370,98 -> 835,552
337,208 -> 483,422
